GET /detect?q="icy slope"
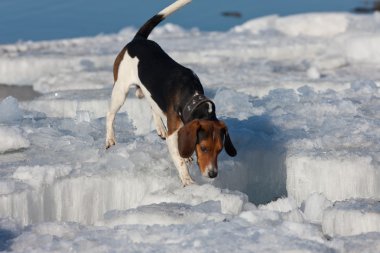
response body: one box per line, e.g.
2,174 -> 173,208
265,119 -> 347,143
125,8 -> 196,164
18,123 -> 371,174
0,12 -> 380,252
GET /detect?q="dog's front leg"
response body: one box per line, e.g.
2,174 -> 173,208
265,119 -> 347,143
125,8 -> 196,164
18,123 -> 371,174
166,130 -> 194,186
152,111 -> 168,139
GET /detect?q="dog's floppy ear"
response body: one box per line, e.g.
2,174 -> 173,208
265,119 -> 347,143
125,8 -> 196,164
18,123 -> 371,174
221,123 -> 237,157
224,131 -> 237,157
178,120 -> 200,158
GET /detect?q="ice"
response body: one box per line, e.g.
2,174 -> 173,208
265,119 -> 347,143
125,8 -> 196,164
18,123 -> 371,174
0,11 -> 380,252
306,66 -> 321,80
99,201 -> 226,227
0,97 -> 23,124
302,193 -> 332,224
332,233 -> 380,253
287,155 -> 379,205
259,197 -> 298,213
0,126 -> 30,154
344,34 -> 380,64
21,89 -> 155,135
6,218 -> 337,253
231,15 -> 278,34
275,13 -> 348,37
12,165 -> 72,190
232,13 -> 349,37
140,184 -> 248,215
322,199 -> 380,237
0,119 -> 247,226
0,219 -> 20,251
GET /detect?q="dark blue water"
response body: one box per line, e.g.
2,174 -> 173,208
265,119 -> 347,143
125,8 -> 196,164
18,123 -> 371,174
0,0 -> 363,44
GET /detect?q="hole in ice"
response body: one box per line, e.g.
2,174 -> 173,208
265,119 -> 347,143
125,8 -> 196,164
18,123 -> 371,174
212,116 -> 287,205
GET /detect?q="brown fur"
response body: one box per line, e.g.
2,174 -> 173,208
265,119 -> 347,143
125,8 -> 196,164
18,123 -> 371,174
113,47 -> 128,82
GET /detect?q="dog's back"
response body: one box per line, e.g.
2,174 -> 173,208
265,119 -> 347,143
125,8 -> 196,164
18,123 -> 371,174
113,0 -> 201,114
126,39 -> 203,113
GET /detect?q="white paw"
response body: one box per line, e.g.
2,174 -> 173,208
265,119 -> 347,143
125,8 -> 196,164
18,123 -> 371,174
105,137 -> 116,149
181,176 -> 195,187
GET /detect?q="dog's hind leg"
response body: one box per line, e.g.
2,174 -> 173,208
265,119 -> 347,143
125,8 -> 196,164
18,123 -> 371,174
106,80 -> 129,149
106,51 -> 140,149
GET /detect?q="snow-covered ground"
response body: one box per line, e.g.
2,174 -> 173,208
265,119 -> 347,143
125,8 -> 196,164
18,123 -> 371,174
0,12 -> 380,252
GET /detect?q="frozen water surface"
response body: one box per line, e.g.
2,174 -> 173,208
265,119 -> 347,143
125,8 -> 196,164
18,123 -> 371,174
0,12 -> 380,252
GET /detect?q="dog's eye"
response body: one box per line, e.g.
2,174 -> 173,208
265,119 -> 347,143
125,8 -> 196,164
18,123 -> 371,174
200,145 -> 208,153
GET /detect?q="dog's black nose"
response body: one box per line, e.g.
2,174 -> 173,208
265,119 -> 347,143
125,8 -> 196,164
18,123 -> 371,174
208,170 -> 218,178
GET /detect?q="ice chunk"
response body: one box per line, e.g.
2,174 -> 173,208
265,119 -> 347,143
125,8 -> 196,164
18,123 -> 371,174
100,201 -> 226,227
213,89 -> 263,120
306,66 -> 320,79
302,193 -> 332,223
239,209 -> 281,224
259,197 -> 305,223
12,165 -> 72,190
0,96 -> 23,123
231,15 -> 278,34
259,197 -> 298,213
287,155 -> 379,205
0,126 -> 30,153
141,184 -> 248,215
322,199 -> 380,237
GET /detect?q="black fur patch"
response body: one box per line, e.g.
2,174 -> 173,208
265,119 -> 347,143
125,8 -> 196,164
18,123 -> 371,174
134,14 -> 165,39
127,39 -> 205,115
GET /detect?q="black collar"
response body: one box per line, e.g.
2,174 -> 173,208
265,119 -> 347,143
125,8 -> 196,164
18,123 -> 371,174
180,94 -> 215,123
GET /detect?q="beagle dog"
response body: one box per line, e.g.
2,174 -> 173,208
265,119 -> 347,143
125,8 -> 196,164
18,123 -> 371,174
106,0 -> 236,186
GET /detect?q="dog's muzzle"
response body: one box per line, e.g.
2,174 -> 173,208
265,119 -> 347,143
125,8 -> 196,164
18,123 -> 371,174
208,170 -> 218,178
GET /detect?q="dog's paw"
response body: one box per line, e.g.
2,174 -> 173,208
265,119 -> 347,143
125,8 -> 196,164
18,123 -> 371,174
181,176 -> 195,187
105,138 -> 116,149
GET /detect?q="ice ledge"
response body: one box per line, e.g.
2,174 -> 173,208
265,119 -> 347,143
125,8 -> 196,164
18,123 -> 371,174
287,154 -> 379,205
322,199 -> 380,237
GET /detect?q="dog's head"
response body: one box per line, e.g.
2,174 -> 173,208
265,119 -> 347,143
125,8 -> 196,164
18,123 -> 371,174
178,119 -> 237,178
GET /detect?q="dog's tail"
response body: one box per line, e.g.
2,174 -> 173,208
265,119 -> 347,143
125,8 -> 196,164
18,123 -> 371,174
134,0 -> 191,39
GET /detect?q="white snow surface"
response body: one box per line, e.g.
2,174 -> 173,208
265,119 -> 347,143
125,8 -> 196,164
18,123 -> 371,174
0,12 -> 380,252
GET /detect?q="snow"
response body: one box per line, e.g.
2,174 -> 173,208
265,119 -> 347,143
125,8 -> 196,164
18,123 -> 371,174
0,12 -> 380,252
322,199 -> 380,237
233,13 -> 349,37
